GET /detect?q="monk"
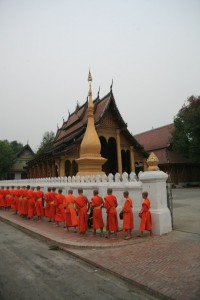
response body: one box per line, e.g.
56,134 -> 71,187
44,187 -> 52,220
4,187 -> 11,210
35,186 -> 44,220
90,189 -> 104,237
49,187 -> 57,222
104,188 -> 118,239
63,189 -> 78,232
121,191 -> 134,240
27,187 -> 36,219
0,187 -> 5,209
10,186 -> 15,211
75,188 -> 89,234
17,187 -> 24,216
54,189 -> 65,226
138,191 -> 153,237
21,186 -> 29,218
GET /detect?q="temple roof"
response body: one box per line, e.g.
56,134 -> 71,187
134,124 -> 174,151
15,144 -> 35,158
49,90 -> 147,156
134,124 -> 190,164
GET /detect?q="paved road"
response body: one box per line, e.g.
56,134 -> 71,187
0,222 -> 156,300
172,188 -> 200,234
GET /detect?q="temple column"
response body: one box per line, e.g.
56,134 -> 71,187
130,146 -> 135,172
51,162 -> 56,177
59,158 -> 66,177
116,129 -> 122,175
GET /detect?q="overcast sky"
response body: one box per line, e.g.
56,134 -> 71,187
0,0 -> 200,152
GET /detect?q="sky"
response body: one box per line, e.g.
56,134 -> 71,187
0,0 -> 200,152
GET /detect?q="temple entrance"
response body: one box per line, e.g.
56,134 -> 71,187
100,137 -> 117,175
65,160 -> 78,177
121,149 -> 131,174
65,160 -> 71,177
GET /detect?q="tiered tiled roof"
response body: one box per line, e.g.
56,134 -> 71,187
134,124 -> 190,164
49,90 -> 146,156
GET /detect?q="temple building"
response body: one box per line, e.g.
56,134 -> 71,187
8,144 -> 35,180
27,83 -> 148,178
134,124 -> 200,185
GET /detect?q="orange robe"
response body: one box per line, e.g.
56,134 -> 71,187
27,190 -> 36,218
91,195 -> 104,229
10,189 -> 15,210
44,191 -> 52,218
54,194 -> 65,222
139,198 -> 152,231
122,197 -> 134,231
104,195 -> 118,232
17,189 -> 24,215
35,191 -> 44,217
21,189 -> 28,216
75,195 -> 88,233
64,194 -> 78,227
0,189 -> 4,208
5,189 -> 11,208
49,192 -> 56,221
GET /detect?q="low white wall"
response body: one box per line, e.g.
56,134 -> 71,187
0,171 -> 172,235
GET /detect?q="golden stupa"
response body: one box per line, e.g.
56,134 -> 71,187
76,71 -> 107,176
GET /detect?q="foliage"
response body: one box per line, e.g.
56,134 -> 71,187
0,140 -> 15,179
171,96 -> 200,162
10,140 -> 23,155
36,131 -> 55,156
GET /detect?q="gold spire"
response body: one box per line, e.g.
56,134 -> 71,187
88,69 -> 92,83
76,71 -> 107,176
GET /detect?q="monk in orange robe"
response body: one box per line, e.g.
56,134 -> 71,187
63,189 -> 78,232
21,186 -> 29,217
49,187 -> 57,222
27,187 -> 36,219
10,186 -> 15,211
138,191 -> 153,237
121,191 -> 134,240
104,188 -> 118,239
35,186 -> 44,220
90,189 -> 104,236
44,187 -> 52,220
0,187 -> 5,209
54,189 -> 65,226
75,188 -> 89,234
4,187 -> 11,210
17,187 -> 24,215
14,186 -> 21,214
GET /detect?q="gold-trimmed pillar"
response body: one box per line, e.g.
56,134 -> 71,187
130,146 -> 135,172
59,158 -> 66,177
116,129 -> 122,175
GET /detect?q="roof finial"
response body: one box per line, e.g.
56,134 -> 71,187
97,85 -> 100,98
110,78 -> 113,90
88,69 -> 92,83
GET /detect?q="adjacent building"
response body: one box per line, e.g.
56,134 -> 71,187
134,124 -> 200,185
8,144 -> 35,180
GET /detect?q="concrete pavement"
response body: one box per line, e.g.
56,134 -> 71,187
0,187 -> 200,300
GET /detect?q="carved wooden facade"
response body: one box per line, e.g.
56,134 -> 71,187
27,90 -> 147,178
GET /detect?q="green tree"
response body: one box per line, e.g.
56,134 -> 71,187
36,131 -> 55,156
10,140 -> 23,155
171,96 -> 200,162
0,140 -> 15,179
